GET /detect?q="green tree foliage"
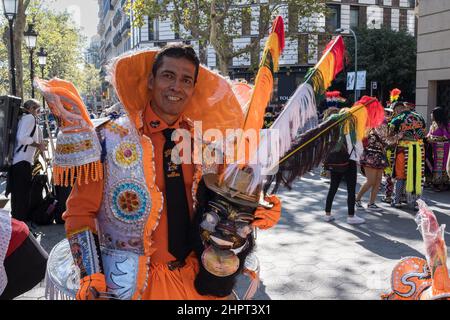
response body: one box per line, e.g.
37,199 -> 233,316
333,27 -> 417,104
80,63 -> 102,111
0,1 -> 87,100
126,0 -> 327,75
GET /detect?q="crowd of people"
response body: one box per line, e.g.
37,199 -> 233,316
322,89 -> 449,224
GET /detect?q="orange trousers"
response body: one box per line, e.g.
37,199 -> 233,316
395,150 -> 406,180
141,255 -> 229,300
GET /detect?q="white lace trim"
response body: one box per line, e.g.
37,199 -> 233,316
0,210 -> 12,295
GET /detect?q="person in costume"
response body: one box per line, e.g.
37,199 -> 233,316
381,106 -> 396,203
388,99 -> 426,210
38,43 -> 281,300
355,123 -> 389,211
426,107 -> 450,191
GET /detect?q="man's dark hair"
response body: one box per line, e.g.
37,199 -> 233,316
23,99 -> 40,111
432,106 -> 449,129
152,42 -> 200,83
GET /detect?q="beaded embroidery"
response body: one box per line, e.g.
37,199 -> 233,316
105,121 -> 129,138
110,180 -> 150,224
113,141 -> 141,169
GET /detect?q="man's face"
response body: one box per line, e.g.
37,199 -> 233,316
148,56 -> 196,120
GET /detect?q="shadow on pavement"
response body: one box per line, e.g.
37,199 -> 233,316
330,222 -> 423,260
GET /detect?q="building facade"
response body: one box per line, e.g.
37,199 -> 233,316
96,0 -> 417,107
415,0 -> 450,125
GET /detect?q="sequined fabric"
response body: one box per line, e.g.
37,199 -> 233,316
0,210 -> 12,296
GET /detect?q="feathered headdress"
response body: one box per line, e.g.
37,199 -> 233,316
235,16 -> 285,161
208,15 -> 285,205
225,36 -> 348,193
265,96 -> 384,192
34,78 -> 103,187
390,88 -> 401,103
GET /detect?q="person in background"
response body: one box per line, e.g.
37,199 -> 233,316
355,124 -> 389,211
324,109 -> 365,225
388,101 -> 426,210
381,107 -> 397,204
6,100 -> 47,223
427,107 -> 450,191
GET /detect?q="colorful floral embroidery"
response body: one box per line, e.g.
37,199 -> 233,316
56,139 -> 93,154
105,121 -> 129,138
111,180 -> 150,223
113,141 -> 141,169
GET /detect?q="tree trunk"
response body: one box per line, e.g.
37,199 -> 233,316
217,54 -> 230,76
12,0 -> 29,99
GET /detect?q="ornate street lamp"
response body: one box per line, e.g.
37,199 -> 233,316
2,0 -> 19,96
24,23 -> 38,98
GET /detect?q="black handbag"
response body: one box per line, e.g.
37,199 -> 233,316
324,144 -> 354,173
30,192 -> 58,225
29,173 -> 58,225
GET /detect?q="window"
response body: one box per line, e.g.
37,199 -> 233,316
326,5 -> 340,33
350,6 -> 359,29
148,17 -> 154,41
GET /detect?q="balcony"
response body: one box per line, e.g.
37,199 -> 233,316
101,0 -> 113,19
97,23 -> 106,35
121,19 -> 131,34
105,25 -> 112,38
113,10 -> 122,27
113,31 -> 122,47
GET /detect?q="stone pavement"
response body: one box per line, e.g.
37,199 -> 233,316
7,170 -> 450,300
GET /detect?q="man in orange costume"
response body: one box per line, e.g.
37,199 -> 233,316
63,44 -> 281,300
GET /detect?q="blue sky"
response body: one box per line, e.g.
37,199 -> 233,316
45,0 -> 99,40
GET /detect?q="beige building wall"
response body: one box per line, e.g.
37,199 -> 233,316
416,0 -> 450,125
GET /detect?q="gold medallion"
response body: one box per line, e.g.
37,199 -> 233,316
201,246 -> 240,277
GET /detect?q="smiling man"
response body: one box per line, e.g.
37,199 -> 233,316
59,43 -> 281,300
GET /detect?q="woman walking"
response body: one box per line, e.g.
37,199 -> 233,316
324,113 -> 365,224
356,125 -> 389,210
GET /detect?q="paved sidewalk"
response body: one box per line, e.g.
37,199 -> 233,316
10,170 -> 450,300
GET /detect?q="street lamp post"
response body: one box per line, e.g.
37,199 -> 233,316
37,47 -> 55,156
2,0 -> 19,96
336,27 -> 358,102
37,47 -> 47,103
24,23 -> 38,98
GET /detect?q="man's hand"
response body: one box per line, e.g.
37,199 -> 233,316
38,142 -> 48,153
251,195 -> 281,230
76,273 -> 107,300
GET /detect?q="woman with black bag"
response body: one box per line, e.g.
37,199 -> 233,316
324,125 -> 365,225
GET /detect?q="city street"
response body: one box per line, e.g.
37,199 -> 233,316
8,170 -> 449,300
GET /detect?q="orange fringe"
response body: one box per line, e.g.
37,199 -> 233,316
53,160 -> 104,187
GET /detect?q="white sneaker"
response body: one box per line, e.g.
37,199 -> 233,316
347,215 -> 366,225
324,215 -> 335,222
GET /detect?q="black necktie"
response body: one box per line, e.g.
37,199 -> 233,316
162,128 -> 191,261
